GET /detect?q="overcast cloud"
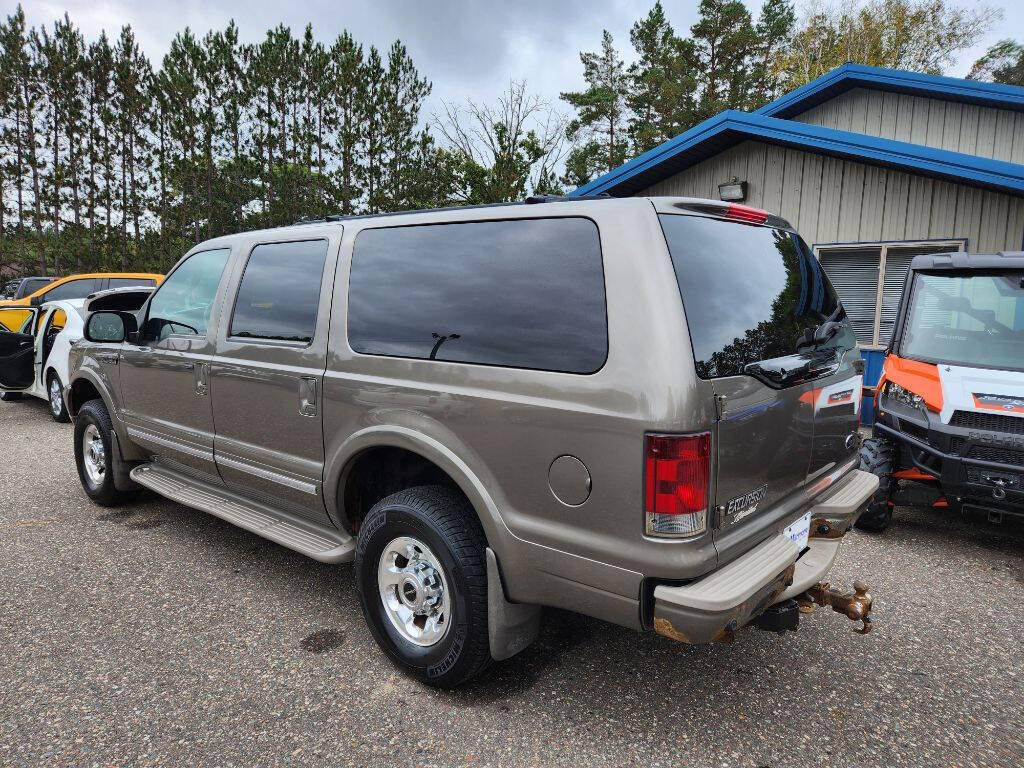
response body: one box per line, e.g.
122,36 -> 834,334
10,0 -> 1022,128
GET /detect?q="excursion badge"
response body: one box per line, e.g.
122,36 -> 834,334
726,483 -> 769,521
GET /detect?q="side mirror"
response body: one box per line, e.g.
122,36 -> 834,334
85,311 -> 137,343
30,295 -> 43,307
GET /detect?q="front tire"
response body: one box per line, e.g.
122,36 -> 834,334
857,437 -> 895,533
355,485 -> 491,688
47,371 -> 70,422
74,399 -> 135,506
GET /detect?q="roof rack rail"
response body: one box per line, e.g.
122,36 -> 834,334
290,194 -> 614,226
524,193 -> 612,204
292,201 -> 520,227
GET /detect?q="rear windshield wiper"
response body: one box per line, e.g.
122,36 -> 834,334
745,350 -> 839,389
797,305 -> 844,350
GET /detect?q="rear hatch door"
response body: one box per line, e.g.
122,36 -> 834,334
659,211 -> 856,553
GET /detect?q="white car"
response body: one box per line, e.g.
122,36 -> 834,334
0,287 -> 153,421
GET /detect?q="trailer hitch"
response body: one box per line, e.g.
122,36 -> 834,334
797,580 -> 873,635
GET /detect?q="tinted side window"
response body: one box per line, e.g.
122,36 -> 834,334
108,278 -> 156,289
348,218 -> 607,374
660,214 -> 853,379
148,248 -> 231,339
230,240 -> 328,343
45,278 -> 99,301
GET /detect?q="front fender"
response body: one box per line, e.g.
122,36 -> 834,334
68,351 -> 146,462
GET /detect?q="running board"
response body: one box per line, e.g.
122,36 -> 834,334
130,464 -> 355,563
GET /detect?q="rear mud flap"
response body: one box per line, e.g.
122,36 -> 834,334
486,548 -> 541,661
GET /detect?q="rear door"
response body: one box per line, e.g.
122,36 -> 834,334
210,236 -> 336,524
660,214 -> 854,544
0,308 -> 39,390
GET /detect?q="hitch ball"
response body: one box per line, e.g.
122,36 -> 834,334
800,580 -> 874,635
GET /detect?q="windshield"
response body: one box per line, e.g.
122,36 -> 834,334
659,214 -> 855,380
901,271 -> 1024,372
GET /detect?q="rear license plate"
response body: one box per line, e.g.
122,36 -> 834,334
783,511 -> 812,552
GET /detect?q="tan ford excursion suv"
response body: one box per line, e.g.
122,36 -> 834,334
67,196 -> 879,687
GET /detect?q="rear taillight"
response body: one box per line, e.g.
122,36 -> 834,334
724,203 -> 769,224
644,433 -> 711,537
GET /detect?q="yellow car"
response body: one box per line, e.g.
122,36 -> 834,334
0,272 -> 163,327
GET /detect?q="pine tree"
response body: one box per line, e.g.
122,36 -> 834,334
380,41 -> 431,212
208,22 -> 249,234
690,0 -> 759,120
112,25 -> 151,267
751,0 -> 796,105
362,45 -> 385,213
332,31 -> 364,215
560,30 -> 628,182
626,2 -> 698,154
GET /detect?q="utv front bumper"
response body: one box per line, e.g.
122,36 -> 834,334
875,402 -> 1024,513
651,469 -> 878,644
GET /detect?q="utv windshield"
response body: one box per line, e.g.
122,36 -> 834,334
660,214 -> 855,381
901,271 -> 1024,372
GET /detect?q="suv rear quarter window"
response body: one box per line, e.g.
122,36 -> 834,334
347,217 -> 607,374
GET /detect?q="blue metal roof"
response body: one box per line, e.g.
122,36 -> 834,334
758,63 -> 1024,119
570,64 -> 1024,198
571,110 -> 1024,197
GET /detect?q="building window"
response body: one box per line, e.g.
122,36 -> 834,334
816,241 -> 965,347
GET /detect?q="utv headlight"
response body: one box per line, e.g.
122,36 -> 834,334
885,382 -> 925,410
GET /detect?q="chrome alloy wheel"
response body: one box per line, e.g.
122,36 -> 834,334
49,377 -> 63,416
377,536 -> 451,647
82,424 -> 107,488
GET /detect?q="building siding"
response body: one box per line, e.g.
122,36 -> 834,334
792,87 -> 1024,165
640,139 -> 1024,250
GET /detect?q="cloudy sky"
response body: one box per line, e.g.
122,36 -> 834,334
11,0 -> 1022,126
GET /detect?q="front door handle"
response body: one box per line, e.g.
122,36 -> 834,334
298,376 -> 318,417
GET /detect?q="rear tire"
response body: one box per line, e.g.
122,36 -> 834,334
355,485 -> 491,688
47,371 -> 70,423
74,398 -> 136,507
857,437 -> 895,533
0,391 -> 22,401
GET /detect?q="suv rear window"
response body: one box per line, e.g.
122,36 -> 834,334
348,218 -> 607,373
660,214 -> 851,379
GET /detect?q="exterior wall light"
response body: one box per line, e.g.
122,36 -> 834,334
718,177 -> 747,202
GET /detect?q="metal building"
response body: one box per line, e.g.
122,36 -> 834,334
571,64 -> 1024,417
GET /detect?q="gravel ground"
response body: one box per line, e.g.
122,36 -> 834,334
2,395 -> 1022,768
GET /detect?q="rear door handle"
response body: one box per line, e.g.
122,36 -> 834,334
298,376 -> 318,417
